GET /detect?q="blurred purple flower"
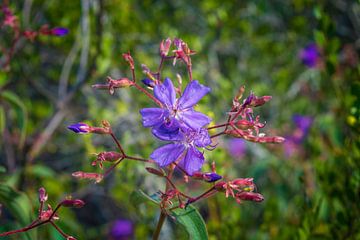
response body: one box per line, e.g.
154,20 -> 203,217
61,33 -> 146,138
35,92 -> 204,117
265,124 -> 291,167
228,138 -> 246,158
292,115 -> 313,143
51,27 -> 69,36
284,115 -> 313,157
299,43 -> 320,68
203,172 -> 222,182
140,78 -> 211,141
110,219 -> 133,240
150,127 -> 211,175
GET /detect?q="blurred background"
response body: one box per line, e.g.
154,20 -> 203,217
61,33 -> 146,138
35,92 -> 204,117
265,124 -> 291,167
1,0 -> 359,239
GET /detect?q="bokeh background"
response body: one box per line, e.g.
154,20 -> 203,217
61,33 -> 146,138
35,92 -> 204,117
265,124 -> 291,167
1,0 -> 360,239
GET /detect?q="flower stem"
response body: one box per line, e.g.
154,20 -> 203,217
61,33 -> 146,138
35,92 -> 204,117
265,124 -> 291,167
132,82 -> 163,107
152,165 -> 175,239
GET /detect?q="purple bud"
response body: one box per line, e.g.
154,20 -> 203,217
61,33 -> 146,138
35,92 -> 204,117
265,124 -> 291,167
203,172 -> 222,182
38,187 -> 48,202
67,123 -> 90,134
51,27 -> 69,36
141,78 -> 155,88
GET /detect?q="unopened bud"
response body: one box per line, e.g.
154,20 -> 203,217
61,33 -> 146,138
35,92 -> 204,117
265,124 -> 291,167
38,187 -> 48,202
68,123 -> 91,134
236,192 -> 264,202
142,78 -> 155,89
145,167 -> 164,177
67,236 -> 77,240
72,171 -> 103,183
250,96 -> 272,107
160,38 -> 172,57
192,172 -> 222,182
122,52 -> 134,69
235,85 -> 245,101
61,199 -> 85,208
106,77 -> 134,95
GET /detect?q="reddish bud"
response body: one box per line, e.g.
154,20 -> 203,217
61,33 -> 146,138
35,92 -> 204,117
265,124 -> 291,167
67,237 -> 77,240
236,192 -> 264,202
61,199 -> 85,208
103,77 -> 134,95
160,38 -> 172,57
122,52 -> 134,69
38,187 -> 48,203
250,95 -> 272,107
72,171 -> 103,183
145,167 -> 165,176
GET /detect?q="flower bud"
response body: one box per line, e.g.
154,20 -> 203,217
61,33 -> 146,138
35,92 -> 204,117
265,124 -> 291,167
38,187 -> 48,203
160,38 -> 172,57
250,96 -> 272,107
192,172 -> 222,182
72,171 -> 103,183
68,123 -> 91,134
122,52 -> 134,69
142,78 -> 155,89
61,199 -> 85,208
67,236 -> 77,240
236,192 -> 264,202
145,167 -> 165,177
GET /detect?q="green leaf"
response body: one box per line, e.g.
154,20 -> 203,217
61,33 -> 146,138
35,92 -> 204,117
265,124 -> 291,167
26,164 -> 56,178
129,189 -> 160,206
171,205 -> 208,240
0,165 -> 6,173
0,184 -> 36,240
0,91 -> 28,148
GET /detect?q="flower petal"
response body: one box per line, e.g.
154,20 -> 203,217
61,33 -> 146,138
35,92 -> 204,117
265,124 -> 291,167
178,146 -> 205,175
154,78 -> 176,107
150,143 -> 186,167
177,80 -> 210,109
194,128 -> 211,147
151,119 -> 184,141
139,108 -> 169,127
178,109 -> 211,129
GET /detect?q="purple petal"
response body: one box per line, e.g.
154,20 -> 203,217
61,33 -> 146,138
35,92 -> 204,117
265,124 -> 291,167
194,128 -> 211,147
178,146 -> 205,176
150,143 -> 186,167
139,108 -> 169,127
154,78 -> 176,107
151,119 -> 184,141
178,109 -> 211,129
177,80 -> 211,109
67,123 -> 90,134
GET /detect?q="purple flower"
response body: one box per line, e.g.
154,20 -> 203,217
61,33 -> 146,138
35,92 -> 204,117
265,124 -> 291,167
140,78 -> 211,140
109,219 -> 133,240
299,43 -> 320,68
68,123 -> 90,134
51,27 -> 69,36
292,115 -> 313,143
228,138 -> 246,158
150,127 -> 211,175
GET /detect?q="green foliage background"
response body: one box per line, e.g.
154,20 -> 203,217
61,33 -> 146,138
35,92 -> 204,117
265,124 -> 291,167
1,0 -> 359,239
